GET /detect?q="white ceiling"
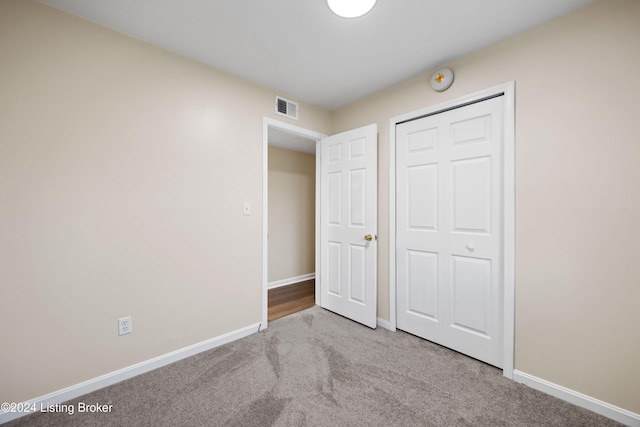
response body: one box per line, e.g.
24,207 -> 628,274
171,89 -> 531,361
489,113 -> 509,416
40,0 -> 595,111
268,127 -> 318,154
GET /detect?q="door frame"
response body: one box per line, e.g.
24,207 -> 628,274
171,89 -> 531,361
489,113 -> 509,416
388,82 -> 516,378
261,117 -> 327,330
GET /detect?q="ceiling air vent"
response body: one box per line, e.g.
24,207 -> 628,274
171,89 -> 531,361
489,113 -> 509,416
275,96 -> 298,120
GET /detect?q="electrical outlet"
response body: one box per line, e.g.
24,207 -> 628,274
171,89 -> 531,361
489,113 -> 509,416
118,316 -> 132,336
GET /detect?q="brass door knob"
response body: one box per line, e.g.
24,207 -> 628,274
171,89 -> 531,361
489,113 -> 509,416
364,234 -> 373,241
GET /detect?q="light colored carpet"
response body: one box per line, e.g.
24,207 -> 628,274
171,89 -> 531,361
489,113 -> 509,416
8,306 -> 621,426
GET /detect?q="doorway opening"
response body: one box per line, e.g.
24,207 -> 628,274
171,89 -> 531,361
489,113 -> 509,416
262,118 -> 326,328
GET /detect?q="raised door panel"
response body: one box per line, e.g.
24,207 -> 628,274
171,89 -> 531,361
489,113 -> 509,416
349,137 -> 367,159
327,242 -> 342,296
407,250 -> 439,320
349,168 -> 366,228
450,113 -> 492,147
407,126 -> 439,153
348,244 -> 366,305
451,156 -> 491,235
407,164 -> 438,231
328,172 -> 342,225
450,255 -> 491,336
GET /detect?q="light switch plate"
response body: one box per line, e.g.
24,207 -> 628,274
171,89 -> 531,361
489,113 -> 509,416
243,202 -> 251,215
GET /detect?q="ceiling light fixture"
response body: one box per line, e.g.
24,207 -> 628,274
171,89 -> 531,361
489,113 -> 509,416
327,0 -> 377,18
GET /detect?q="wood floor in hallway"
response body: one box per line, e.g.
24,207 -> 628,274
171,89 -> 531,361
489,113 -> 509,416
268,279 -> 315,321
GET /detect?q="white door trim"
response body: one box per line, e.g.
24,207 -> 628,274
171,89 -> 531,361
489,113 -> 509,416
388,82 -> 516,378
262,117 -> 327,330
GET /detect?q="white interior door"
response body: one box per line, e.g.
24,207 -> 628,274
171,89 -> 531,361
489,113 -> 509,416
320,124 -> 377,328
396,97 -> 504,367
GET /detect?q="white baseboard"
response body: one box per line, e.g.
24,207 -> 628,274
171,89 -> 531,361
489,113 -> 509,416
0,322 -> 261,424
268,273 -> 315,289
377,317 -> 392,330
513,370 -> 640,427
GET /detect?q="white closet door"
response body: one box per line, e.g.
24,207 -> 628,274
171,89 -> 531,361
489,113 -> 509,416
396,97 -> 504,367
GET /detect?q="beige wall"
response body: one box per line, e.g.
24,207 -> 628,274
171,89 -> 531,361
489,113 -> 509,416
332,0 -> 640,414
268,147 -> 316,283
0,0 -> 331,403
